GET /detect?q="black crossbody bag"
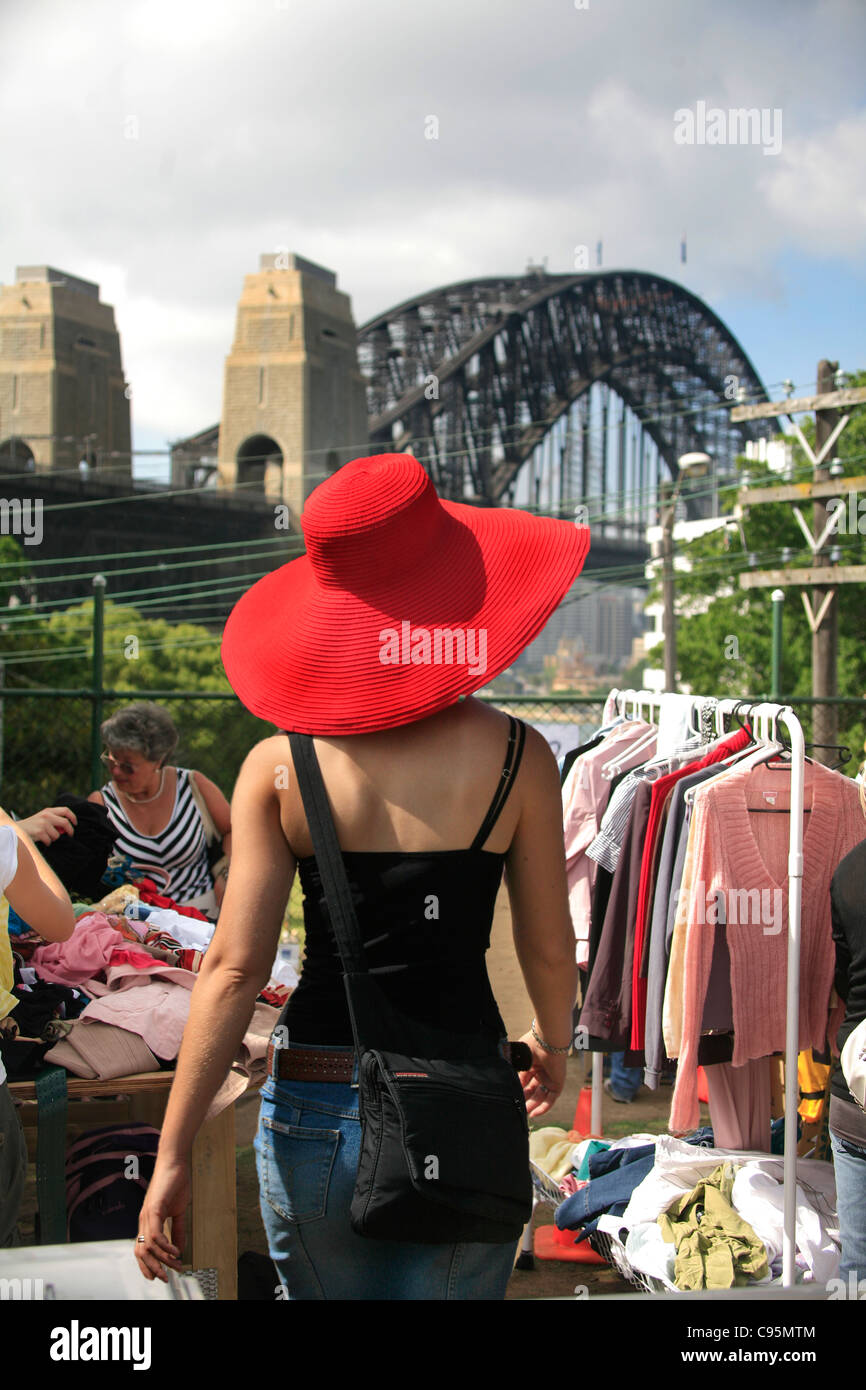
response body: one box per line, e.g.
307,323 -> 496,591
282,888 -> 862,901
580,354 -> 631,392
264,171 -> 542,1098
288,730 -> 533,1245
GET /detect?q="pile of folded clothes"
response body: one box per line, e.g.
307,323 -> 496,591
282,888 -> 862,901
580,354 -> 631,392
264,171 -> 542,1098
531,1123 -> 840,1290
2,880 -> 298,1117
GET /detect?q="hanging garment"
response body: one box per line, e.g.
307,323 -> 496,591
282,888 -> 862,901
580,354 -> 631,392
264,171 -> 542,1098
668,759 -> 865,1135
583,766 -> 635,982
563,720 -> 656,969
560,731 -> 605,788
628,725 -> 753,1050
580,725 -> 753,1050
662,742 -> 788,1069
579,780 -> 654,1047
703,1058 -> 772,1152
644,762 -> 731,1088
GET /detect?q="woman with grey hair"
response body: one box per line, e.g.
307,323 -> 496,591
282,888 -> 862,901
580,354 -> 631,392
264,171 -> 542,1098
88,702 -> 231,915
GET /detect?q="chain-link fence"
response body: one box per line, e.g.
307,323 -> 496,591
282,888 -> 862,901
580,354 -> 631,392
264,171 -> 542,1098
0,690 -> 266,814
1,687 -> 863,818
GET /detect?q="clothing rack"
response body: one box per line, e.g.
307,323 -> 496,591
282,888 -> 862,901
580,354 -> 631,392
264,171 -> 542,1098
588,688 -> 805,1288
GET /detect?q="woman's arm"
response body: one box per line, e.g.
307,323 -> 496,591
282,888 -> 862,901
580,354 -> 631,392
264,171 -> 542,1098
0,808 -> 75,942
135,739 -> 294,1281
504,726 -> 578,1117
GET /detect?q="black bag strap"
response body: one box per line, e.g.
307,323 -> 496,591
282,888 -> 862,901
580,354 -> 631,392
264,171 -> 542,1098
469,717 -> 526,852
288,733 -> 367,976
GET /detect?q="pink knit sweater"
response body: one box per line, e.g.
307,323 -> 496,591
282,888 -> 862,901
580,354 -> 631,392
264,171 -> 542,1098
669,760 -> 865,1134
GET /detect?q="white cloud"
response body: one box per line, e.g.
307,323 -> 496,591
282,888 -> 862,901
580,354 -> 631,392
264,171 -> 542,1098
0,0 -> 864,452
761,111 -> 866,258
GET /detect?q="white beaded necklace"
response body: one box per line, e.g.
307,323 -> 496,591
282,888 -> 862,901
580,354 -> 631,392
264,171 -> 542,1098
117,767 -> 167,804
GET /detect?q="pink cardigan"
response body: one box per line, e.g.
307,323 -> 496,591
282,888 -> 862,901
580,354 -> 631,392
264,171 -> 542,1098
670,760 -> 865,1134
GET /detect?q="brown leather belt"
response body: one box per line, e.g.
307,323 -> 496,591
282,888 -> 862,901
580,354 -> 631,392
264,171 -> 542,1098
266,1040 -> 532,1083
267,1045 -> 355,1083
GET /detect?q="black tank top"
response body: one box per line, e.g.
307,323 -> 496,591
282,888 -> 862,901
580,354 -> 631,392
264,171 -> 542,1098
282,719 -> 526,1046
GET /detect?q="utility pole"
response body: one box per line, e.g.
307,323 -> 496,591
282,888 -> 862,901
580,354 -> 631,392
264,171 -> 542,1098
812,360 -> 839,755
661,479 -> 677,692
733,370 -> 866,766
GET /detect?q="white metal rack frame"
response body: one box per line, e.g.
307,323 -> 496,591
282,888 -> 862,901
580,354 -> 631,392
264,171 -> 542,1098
585,689 -> 807,1289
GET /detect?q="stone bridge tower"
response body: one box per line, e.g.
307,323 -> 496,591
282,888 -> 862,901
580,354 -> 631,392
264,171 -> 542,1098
0,266 -> 131,475
217,253 -> 369,517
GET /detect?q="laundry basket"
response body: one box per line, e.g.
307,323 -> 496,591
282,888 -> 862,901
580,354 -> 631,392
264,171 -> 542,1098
528,1159 -> 671,1291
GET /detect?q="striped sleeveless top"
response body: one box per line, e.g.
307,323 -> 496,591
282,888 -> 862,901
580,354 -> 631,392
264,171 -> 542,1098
100,767 -> 212,902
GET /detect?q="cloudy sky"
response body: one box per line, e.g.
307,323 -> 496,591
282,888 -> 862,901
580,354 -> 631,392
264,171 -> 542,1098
2,0 -> 864,478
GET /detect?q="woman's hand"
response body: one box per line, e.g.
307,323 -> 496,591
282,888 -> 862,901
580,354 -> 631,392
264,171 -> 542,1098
18,806 -> 77,844
517,1031 -> 568,1119
134,1156 -> 191,1283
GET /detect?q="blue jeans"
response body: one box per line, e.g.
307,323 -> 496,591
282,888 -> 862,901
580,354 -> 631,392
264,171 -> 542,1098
555,1152 -> 656,1235
254,1044 -> 519,1300
609,1052 -> 643,1101
830,1130 -> 866,1284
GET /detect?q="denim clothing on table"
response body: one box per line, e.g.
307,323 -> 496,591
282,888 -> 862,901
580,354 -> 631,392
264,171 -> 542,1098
575,1139 -> 610,1181
554,1128 -> 716,1236
830,1130 -> 866,1284
555,1152 -> 656,1234
587,1142 -> 656,1178
254,1043 -> 519,1300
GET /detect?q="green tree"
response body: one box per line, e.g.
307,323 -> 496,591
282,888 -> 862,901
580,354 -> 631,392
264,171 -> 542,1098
665,370 -> 866,766
1,595 -> 268,811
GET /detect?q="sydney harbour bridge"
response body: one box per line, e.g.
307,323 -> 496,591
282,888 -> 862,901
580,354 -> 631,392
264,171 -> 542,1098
356,268 -> 772,572
164,265 -> 773,578
1,266 -> 774,604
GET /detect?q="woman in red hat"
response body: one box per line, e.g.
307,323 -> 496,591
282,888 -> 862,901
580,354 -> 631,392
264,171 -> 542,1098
134,453 -> 590,1299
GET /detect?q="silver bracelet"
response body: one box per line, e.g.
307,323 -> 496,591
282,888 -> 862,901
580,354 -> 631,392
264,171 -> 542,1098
530,1018 -> 571,1056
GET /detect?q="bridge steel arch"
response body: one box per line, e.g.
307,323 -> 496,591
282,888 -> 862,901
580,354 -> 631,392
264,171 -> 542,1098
357,270 -> 773,516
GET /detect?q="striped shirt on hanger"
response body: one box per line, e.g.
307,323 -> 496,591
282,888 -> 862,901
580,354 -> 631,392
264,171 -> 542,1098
100,768 -> 212,903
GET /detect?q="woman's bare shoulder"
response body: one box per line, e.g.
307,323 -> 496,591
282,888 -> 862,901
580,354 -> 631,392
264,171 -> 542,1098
236,735 -> 294,784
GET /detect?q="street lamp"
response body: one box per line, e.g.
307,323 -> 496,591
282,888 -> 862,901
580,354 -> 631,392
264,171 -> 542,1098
661,452 -> 712,692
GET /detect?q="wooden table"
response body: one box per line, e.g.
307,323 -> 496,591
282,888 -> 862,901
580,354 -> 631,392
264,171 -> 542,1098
10,1070 -> 250,1301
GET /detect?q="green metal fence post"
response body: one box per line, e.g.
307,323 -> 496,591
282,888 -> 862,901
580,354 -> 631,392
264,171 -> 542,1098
90,575 -> 107,790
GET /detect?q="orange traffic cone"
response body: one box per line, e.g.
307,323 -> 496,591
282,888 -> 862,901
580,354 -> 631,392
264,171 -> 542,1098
572,1085 -> 603,1138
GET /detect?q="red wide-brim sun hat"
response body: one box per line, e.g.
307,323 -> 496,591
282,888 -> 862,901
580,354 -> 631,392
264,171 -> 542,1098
221,454 -> 590,734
